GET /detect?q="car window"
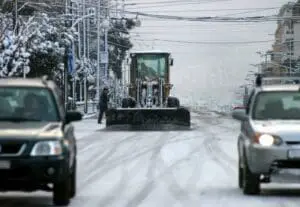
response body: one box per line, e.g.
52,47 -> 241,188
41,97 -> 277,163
0,87 -> 60,122
252,91 -> 300,120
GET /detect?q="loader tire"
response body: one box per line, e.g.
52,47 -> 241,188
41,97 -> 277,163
122,98 -> 129,108
128,97 -> 137,108
132,111 -> 144,125
167,97 -> 180,107
176,107 -> 190,126
106,108 -> 117,126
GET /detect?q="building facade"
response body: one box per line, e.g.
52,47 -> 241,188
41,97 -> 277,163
270,1 -> 300,73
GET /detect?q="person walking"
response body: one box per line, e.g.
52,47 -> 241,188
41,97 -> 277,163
98,87 -> 109,124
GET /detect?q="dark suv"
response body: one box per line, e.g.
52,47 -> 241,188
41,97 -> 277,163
0,77 -> 82,206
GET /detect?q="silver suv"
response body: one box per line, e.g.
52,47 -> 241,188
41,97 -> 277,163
232,74 -> 300,195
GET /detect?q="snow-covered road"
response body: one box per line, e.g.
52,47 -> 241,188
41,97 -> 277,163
1,114 -> 300,206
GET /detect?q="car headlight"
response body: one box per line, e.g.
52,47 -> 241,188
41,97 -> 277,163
256,134 -> 282,146
30,141 -> 63,156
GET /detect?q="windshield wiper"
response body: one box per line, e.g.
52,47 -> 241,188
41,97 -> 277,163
0,117 -> 42,122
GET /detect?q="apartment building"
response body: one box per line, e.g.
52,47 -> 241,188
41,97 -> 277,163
271,1 -> 300,70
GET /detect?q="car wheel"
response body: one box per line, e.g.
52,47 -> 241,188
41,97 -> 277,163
238,157 -> 243,189
69,159 -> 77,198
53,171 -> 71,206
243,155 -> 260,195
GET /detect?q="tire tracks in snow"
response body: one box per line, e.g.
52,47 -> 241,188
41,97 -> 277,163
124,130 -> 208,207
78,131 -> 151,189
123,132 -> 172,207
194,115 -> 237,177
78,130 -> 201,194
81,132 -> 175,207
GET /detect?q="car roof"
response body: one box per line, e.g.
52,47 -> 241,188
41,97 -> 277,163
0,78 -> 49,88
258,84 -> 300,92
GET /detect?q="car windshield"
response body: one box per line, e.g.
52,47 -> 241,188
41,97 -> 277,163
0,87 -> 59,122
252,91 -> 300,120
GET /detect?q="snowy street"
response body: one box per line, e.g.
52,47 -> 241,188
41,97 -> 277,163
1,114 -> 300,206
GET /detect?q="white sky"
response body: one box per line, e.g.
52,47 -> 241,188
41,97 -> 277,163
126,0 -> 294,108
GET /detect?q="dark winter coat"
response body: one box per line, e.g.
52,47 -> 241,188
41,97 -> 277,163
99,92 -> 109,110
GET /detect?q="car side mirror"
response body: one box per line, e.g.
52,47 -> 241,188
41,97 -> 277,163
65,111 -> 83,124
170,58 -> 174,66
232,108 -> 248,121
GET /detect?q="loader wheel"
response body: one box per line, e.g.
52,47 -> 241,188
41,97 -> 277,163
128,97 -> 136,108
176,107 -> 190,126
106,109 -> 117,126
243,155 -> 260,195
132,111 -> 144,125
167,97 -> 180,107
122,98 -> 129,108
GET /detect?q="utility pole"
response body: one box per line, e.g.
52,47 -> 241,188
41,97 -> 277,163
76,1 -> 82,102
13,0 -> 18,33
289,18 -> 292,75
64,0 -> 69,110
104,26 -> 108,82
104,0 -> 110,83
121,0 -> 125,18
96,0 -> 101,102
70,0 -> 76,109
82,0 -> 88,113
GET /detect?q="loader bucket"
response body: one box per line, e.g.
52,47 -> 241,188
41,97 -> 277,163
106,107 -> 190,128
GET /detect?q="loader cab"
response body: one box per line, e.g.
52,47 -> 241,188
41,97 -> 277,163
129,51 -> 173,102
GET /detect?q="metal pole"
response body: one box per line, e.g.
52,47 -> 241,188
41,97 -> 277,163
80,81 -> 83,101
121,0 -> 125,18
290,18 -> 292,75
104,28 -> 108,81
83,0 -> 88,113
115,0 -> 118,18
71,2 -> 76,107
87,15 -> 90,59
84,76 -> 87,113
14,0 -> 18,33
64,0 -> 69,110
72,43 -> 76,107
96,0 -> 101,102
77,2 -> 81,59
64,49 -> 68,110
265,53 -> 267,73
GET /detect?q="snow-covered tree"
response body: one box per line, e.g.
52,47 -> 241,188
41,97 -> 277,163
0,12 -> 77,78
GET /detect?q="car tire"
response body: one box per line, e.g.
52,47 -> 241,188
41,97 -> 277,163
243,155 -> 260,195
53,171 -> 71,206
69,159 -> 76,198
238,157 -> 243,189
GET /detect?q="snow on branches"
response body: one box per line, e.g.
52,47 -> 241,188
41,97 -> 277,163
0,12 -> 77,77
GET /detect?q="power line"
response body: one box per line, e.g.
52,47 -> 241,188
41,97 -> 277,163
125,0 -> 231,9
124,10 -> 284,22
125,7 -> 280,13
133,38 -> 274,45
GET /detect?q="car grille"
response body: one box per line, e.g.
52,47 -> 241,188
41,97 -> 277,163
0,142 -> 26,156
